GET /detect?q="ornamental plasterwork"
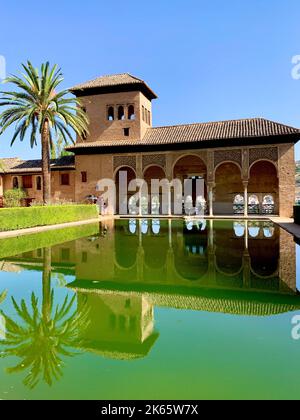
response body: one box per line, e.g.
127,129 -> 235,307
249,147 -> 278,165
214,149 -> 242,168
113,155 -> 137,172
142,154 -> 166,171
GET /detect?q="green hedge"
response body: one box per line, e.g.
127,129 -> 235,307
0,205 -> 99,232
0,223 -> 99,259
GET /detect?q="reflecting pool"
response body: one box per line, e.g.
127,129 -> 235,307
0,219 -> 300,400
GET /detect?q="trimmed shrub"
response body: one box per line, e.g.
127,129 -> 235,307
0,223 -> 99,259
4,188 -> 27,208
0,205 -> 99,232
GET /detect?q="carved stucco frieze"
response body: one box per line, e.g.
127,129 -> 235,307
214,149 -> 242,169
113,155 -> 137,172
142,154 -> 166,171
249,147 -> 278,166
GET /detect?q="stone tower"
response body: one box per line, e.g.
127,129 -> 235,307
70,73 -> 158,143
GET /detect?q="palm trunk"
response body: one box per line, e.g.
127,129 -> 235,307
41,120 -> 51,204
42,247 -> 52,322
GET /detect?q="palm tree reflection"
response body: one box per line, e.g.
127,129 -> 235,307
0,290 -> 7,305
0,248 -> 89,389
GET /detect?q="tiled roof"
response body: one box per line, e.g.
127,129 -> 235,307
69,285 -> 300,316
0,155 -> 75,174
70,73 -> 158,99
67,118 -> 300,151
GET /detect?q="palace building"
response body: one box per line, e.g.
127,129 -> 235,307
0,73 -> 299,217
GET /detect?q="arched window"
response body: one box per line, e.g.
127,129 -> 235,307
195,196 -> 206,216
141,219 -> 148,235
233,194 -> 244,214
128,105 -> 135,120
186,221 -> 194,231
262,195 -> 275,215
129,219 -> 137,234
263,222 -> 275,238
234,222 -> 245,238
128,196 -> 138,215
148,110 -> 151,125
107,107 -> 114,121
184,195 -> 194,215
12,177 -> 19,189
152,219 -> 161,235
248,195 -> 259,214
141,196 -> 149,215
118,106 -> 125,121
248,222 -> 260,238
151,195 -> 160,215
36,176 -> 42,191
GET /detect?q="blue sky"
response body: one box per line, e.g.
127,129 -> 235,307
1,0 -> 300,159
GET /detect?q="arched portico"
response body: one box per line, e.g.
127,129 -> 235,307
115,166 -> 136,215
143,165 -> 166,215
248,160 -> 279,215
173,155 -> 207,214
214,162 -> 243,215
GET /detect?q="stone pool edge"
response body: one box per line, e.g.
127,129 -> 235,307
0,216 -> 114,239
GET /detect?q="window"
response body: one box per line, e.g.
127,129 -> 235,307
61,248 -> 70,261
22,175 -> 33,189
129,219 -> 137,234
128,105 -> 135,120
61,173 -> 70,186
82,252 -> 88,263
142,106 -> 145,121
124,128 -> 130,137
12,177 -> 19,189
262,195 -> 275,215
107,106 -> 114,121
81,171 -> 87,183
233,194 -> 244,214
233,222 -> 245,237
148,110 -> 151,125
118,106 -> 125,120
248,195 -> 259,214
263,222 -> 275,238
36,176 -> 42,191
248,222 -> 260,238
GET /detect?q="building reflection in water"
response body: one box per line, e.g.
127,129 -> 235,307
1,219 -> 299,365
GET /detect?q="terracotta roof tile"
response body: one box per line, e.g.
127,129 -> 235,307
0,156 -> 75,174
67,118 -> 300,151
70,73 -> 158,99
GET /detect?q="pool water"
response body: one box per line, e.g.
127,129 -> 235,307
0,219 -> 300,400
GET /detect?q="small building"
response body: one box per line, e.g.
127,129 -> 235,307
0,73 -> 299,217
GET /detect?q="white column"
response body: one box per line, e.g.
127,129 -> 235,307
168,188 -> 172,216
245,220 -> 249,250
208,183 -> 215,217
168,219 -> 172,246
138,189 -> 142,217
243,181 -> 248,217
209,219 -> 214,247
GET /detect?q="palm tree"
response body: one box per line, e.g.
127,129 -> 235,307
0,249 -> 89,389
0,290 -> 7,304
50,134 -> 73,160
0,61 -> 89,204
